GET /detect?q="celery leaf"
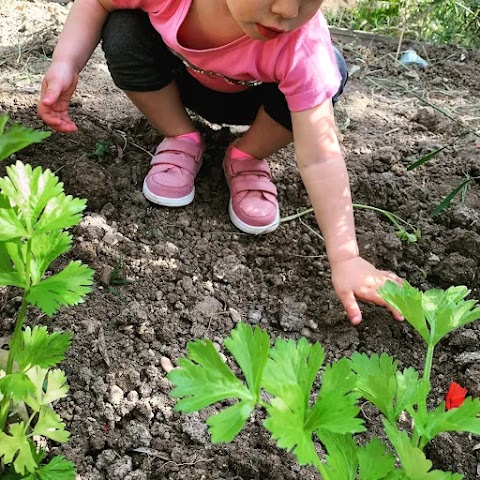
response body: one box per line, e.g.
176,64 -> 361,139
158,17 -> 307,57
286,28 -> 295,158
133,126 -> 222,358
317,431 -> 358,480
262,338 -> 325,465
42,369 -> 69,404
34,455 -> 76,480
394,368 -> 421,419
384,420 -> 463,479
0,373 -> 35,403
30,231 -> 72,285
0,162 -> 64,232
307,359 -> 364,435
263,341 -> 362,466
25,367 -> 69,412
0,239 -> 26,286
207,400 -> 255,443
168,329 -> 260,441
413,398 -> 480,446
349,352 -> 397,421
0,198 -> 28,241
169,339 -> 252,410
423,287 -> 480,345
34,192 -> 86,234
0,422 -> 38,475
381,282 -> 480,347
380,281 -> 429,342
321,357 -> 357,396
308,390 -> 364,435
358,438 -> 396,480
33,406 -> 70,442
11,326 -> 72,370
262,337 -> 324,406
0,119 -> 50,162
0,239 -> 26,288
264,387 -> 321,465
224,323 -> 269,397
27,261 -> 94,316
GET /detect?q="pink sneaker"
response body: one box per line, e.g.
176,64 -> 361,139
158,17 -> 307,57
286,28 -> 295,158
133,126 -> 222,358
143,137 -> 204,207
223,144 -> 280,234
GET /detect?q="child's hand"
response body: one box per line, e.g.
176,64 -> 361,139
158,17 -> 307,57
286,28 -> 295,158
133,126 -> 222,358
38,62 -> 79,133
331,256 -> 404,326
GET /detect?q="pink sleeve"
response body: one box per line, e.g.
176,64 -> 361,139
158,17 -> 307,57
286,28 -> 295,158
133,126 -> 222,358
275,13 -> 342,112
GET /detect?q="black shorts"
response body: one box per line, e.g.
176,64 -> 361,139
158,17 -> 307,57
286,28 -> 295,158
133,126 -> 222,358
101,9 -> 348,131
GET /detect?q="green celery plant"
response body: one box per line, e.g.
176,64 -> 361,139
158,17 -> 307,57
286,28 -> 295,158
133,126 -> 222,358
168,323 -> 399,478
348,280 -> 480,479
0,115 -> 94,478
378,281 -> 480,445
169,281 -> 480,479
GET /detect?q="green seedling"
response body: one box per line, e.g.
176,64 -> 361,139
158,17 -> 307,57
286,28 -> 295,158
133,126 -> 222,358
407,133 -> 478,217
429,174 -> 478,217
85,140 -> 110,159
168,281 -> 480,478
108,258 -> 134,300
281,203 -> 420,243
0,117 -> 94,478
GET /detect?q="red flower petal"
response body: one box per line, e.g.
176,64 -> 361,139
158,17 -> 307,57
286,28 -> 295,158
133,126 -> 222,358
446,382 -> 468,410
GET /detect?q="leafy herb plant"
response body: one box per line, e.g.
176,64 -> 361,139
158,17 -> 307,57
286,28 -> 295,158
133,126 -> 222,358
0,116 -> 94,478
372,281 -> 480,452
168,281 -> 480,479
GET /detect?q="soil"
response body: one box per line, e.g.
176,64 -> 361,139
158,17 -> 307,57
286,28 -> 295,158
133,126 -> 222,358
1,1 -> 480,479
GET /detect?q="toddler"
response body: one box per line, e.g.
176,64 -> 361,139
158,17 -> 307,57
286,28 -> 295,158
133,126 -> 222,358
38,0 -> 403,324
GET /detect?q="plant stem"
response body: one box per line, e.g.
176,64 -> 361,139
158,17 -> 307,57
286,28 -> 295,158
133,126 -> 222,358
281,204 -> 417,235
0,238 -> 32,431
422,344 -> 435,393
314,456 -> 330,479
5,295 -> 28,375
414,342 -> 435,448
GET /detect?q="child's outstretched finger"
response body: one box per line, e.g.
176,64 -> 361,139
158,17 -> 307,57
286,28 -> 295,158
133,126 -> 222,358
338,289 -> 363,326
382,270 -> 403,285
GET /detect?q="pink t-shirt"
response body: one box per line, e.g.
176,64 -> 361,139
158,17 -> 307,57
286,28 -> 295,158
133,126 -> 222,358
111,0 -> 342,112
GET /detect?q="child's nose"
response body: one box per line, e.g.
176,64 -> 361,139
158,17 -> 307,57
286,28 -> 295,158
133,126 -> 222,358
271,0 -> 300,19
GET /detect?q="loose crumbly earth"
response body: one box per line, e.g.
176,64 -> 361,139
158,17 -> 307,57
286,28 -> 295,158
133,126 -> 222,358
1,1 -> 480,479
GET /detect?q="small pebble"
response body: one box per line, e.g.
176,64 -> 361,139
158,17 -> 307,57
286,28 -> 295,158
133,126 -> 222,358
109,385 -> 124,406
229,307 -> 242,323
160,356 -> 174,373
99,264 -> 114,286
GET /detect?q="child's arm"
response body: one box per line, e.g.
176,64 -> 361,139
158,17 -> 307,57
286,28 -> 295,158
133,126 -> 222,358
38,0 -> 115,132
291,100 -> 403,325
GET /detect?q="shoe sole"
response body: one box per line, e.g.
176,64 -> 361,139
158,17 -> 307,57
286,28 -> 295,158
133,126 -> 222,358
223,161 -> 280,235
142,182 -> 194,207
228,199 -> 280,235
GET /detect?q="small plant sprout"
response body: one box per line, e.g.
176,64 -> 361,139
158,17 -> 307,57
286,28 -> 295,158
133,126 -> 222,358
0,116 -> 94,478
281,204 -> 420,243
169,281 -> 480,478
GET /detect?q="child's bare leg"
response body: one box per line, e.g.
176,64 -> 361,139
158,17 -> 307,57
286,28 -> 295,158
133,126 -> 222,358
235,106 -> 293,159
125,81 -> 196,137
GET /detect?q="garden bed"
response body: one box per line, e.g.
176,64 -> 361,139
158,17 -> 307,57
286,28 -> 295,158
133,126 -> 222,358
1,1 -> 480,478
